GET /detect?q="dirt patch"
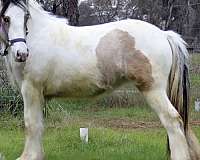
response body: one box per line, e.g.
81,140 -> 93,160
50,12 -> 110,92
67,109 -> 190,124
46,114 -> 200,130
85,118 -> 200,129
95,118 -> 162,129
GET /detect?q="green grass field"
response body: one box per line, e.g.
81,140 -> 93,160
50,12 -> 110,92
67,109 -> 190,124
0,126 -> 169,160
0,103 -> 200,160
1,54 -> 200,160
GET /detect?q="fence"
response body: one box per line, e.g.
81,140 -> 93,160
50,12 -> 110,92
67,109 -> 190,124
184,35 -> 200,53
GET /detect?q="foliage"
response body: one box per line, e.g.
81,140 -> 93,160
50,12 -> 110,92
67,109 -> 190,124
1,53 -> 200,116
0,59 -> 23,116
36,0 -> 79,25
78,0 -> 200,48
36,0 -> 200,46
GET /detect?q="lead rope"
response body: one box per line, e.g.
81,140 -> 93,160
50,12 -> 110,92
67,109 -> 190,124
24,0 -> 30,35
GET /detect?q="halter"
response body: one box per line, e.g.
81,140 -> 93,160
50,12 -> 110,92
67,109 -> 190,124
0,0 -> 30,56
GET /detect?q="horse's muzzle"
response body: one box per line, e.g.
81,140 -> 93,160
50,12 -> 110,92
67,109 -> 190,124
15,50 -> 29,62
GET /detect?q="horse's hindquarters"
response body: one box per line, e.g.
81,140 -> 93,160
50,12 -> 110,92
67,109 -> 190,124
96,29 -> 155,92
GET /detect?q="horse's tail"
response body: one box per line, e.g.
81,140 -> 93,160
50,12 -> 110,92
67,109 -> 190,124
166,31 -> 189,135
166,31 -> 200,160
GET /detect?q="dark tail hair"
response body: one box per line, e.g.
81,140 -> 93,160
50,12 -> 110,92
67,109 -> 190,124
166,31 -> 200,160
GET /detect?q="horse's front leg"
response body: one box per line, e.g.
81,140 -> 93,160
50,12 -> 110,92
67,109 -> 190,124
19,81 -> 44,160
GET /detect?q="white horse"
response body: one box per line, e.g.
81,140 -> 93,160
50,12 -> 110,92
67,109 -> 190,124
0,0 -> 200,160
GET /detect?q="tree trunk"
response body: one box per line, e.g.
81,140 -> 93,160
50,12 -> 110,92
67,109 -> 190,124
66,0 -> 79,26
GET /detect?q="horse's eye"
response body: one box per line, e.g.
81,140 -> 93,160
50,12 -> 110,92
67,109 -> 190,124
3,16 -> 10,23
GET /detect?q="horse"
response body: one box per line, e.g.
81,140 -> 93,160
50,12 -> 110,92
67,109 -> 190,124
0,0 -> 200,160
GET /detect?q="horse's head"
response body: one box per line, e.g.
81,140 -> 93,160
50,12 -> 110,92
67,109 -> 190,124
0,0 -> 29,62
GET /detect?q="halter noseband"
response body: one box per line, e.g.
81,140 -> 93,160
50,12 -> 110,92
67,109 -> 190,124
0,1 -> 30,56
1,38 -> 27,56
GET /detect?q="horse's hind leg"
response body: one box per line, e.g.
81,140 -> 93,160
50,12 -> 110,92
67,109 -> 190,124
143,89 -> 190,160
19,81 -> 44,160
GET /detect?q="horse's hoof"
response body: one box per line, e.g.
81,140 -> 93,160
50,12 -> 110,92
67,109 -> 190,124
16,153 -> 43,160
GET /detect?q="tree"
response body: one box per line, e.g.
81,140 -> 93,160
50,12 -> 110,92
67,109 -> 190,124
36,0 -> 80,26
66,0 -> 79,25
38,0 -> 200,49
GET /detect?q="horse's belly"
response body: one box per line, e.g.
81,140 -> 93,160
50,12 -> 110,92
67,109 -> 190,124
44,78 -> 106,98
42,61 -> 108,98
43,64 -> 126,98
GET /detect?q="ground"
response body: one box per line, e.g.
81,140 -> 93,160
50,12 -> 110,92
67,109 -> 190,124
0,102 -> 200,160
0,54 -> 200,160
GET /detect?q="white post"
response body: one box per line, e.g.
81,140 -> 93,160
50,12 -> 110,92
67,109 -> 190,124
195,99 -> 200,112
0,153 -> 5,160
80,128 -> 88,143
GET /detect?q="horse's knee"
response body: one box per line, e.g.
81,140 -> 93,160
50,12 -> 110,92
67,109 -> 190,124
25,122 -> 43,137
143,89 -> 184,131
21,81 -> 43,103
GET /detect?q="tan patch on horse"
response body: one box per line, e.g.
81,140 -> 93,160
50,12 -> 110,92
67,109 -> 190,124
96,29 -> 154,91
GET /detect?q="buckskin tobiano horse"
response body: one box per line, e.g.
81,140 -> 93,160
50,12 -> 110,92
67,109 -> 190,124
0,0 -> 200,160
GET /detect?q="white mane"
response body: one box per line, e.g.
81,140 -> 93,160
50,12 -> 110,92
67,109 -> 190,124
29,0 -> 68,24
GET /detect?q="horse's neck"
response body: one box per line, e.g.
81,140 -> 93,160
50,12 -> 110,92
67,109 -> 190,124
28,7 -> 68,34
29,8 -> 49,27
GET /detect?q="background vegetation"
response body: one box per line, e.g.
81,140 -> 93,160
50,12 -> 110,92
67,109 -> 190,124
37,0 -> 200,50
1,0 -> 200,159
0,54 -> 200,160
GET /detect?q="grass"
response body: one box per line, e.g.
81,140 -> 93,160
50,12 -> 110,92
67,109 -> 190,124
44,127 -> 168,160
47,99 -> 158,121
1,123 -> 200,160
0,102 -> 164,160
1,54 -> 200,160
190,74 -> 200,87
0,126 -> 168,160
190,54 -> 200,66
1,102 -> 200,160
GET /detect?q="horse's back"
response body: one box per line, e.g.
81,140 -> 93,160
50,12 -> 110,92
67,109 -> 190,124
72,19 -> 172,74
